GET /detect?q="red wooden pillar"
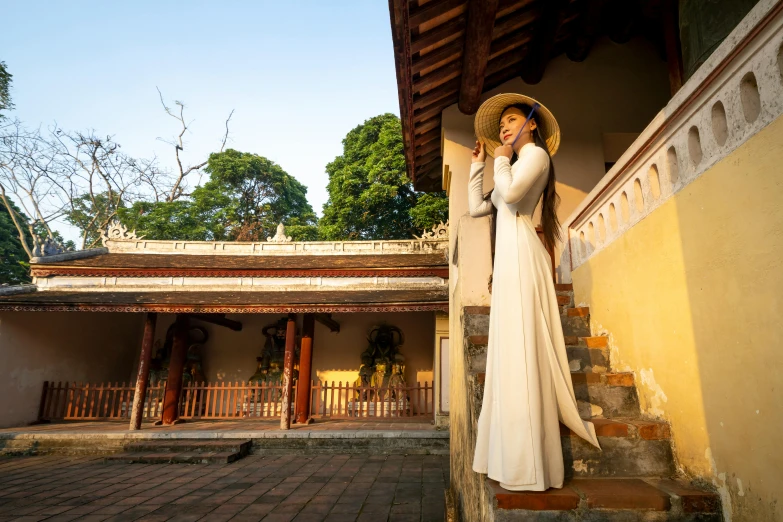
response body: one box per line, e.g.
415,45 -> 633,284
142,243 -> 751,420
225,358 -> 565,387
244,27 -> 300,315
295,314 -> 315,424
160,315 -> 189,425
280,314 -> 297,430
129,312 -> 157,430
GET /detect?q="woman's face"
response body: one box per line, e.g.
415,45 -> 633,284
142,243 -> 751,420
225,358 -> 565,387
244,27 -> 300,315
499,106 -> 536,145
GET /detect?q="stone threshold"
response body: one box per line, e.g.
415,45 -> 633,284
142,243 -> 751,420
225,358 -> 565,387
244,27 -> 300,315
0,429 -> 449,441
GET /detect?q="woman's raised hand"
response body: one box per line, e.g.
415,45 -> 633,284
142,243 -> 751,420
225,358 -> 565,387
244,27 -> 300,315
494,144 -> 513,159
471,140 -> 486,163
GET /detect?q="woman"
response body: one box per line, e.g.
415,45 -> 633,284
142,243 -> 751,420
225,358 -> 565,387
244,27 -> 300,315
469,93 -> 601,492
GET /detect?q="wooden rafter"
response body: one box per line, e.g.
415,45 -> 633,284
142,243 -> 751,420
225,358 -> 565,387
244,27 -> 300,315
566,0 -> 608,62
409,0 -> 466,28
411,15 -> 467,54
520,0 -> 567,85
389,0 -> 417,184
458,0 -> 500,114
412,39 -> 464,75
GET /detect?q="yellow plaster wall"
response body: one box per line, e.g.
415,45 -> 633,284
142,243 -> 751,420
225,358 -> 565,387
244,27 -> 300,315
0,312 -> 145,428
149,312 -> 435,390
572,115 -> 783,521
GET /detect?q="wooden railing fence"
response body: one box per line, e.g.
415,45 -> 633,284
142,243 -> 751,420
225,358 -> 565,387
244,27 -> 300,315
37,380 -> 434,421
37,381 -> 166,421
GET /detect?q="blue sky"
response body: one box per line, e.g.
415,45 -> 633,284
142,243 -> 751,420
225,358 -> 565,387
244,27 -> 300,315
1,1 -> 401,242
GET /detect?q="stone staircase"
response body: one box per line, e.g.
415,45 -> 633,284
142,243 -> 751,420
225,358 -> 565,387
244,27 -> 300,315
461,284 -> 722,521
105,439 -> 251,464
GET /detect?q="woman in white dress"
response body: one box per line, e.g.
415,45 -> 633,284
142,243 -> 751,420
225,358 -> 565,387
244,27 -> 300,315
469,93 -> 601,492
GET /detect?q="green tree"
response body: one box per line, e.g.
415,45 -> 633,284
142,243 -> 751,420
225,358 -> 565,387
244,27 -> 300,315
319,114 -> 448,240
0,61 -> 12,116
119,149 -> 318,242
0,198 -> 30,284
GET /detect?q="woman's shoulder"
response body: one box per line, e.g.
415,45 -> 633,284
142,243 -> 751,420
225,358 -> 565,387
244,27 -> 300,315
515,144 -> 550,170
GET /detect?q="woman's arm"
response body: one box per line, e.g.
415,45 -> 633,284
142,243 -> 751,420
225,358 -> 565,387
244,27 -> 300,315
468,162 -> 493,217
493,146 -> 549,205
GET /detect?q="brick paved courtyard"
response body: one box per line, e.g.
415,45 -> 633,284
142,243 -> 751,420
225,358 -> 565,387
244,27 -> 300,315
0,454 -> 449,522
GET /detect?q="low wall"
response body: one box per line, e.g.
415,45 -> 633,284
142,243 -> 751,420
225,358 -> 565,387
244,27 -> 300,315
572,98 -> 783,522
0,312 -> 144,428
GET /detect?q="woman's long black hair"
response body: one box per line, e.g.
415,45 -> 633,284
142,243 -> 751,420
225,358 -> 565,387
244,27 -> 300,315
484,103 -> 561,260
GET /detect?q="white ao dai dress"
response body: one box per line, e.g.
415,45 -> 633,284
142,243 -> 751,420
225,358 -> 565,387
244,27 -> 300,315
469,142 -> 601,491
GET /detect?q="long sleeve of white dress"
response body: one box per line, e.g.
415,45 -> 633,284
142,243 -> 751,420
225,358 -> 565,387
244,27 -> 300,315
468,162 -> 493,217
493,146 -> 550,206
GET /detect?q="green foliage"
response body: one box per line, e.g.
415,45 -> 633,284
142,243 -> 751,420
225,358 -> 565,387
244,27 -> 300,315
65,192 -> 124,248
0,199 -> 30,284
119,150 -> 318,242
0,61 -> 12,116
410,191 -> 449,231
319,113 -> 448,240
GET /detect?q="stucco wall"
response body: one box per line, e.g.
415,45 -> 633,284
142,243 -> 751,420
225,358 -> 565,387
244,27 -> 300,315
443,36 -> 670,282
571,115 -> 783,521
0,312 -> 145,428
148,312 -> 435,390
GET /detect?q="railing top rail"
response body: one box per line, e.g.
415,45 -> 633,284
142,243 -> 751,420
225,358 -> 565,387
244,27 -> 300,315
563,0 -> 783,272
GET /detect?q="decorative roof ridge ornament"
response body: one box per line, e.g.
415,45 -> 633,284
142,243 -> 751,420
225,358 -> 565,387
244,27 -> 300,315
31,234 -> 73,258
267,222 -> 292,243
101,220 -> 143,246
414,221 -> 449,253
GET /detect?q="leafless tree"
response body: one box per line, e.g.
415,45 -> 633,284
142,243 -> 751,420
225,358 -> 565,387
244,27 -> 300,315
0,119 -> 65,258
156,87 -> 233,202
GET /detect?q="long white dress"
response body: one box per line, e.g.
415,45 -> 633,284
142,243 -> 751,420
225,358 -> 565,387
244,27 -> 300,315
469,142 -> 601,492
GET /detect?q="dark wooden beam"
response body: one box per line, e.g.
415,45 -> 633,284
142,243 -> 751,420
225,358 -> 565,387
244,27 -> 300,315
486,47 -> 527,77
520,0 -> 567,85
159,315 -> 189,425
416,155 -> 443,175
413,92 -> 459,122
413,77 -> 461,110
416,137 -> 441,157
566,0 -> 608,62
662,0 -> 683,94
314,313 -> 340,333
186,313 -> 242,331
416,149 -> 443,168
416,127 -> 441,147
412,39 -> 463,75
412,59 -> 462,94
492,6 -> 538,39
129,312 -> 157,431
414,115 -> 441,135
489,28 -> 535,59
411,15 -> 466,54
294,314 -> 315,425
389,0 -> 417,183
458,0 -> 500,114
280,314 -> 297,430
409,0 -> 465,28
606,0 -> 639,44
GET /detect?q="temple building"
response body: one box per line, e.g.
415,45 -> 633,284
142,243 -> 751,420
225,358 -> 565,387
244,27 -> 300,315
0,221 -> 451,432
387,0 -> 781,520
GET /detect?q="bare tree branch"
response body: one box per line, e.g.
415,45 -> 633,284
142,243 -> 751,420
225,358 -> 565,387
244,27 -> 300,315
157,88 -> 233,202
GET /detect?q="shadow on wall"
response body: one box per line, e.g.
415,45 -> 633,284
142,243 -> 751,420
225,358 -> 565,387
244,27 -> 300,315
0,312 -> 146,428
573,115 -> 783,521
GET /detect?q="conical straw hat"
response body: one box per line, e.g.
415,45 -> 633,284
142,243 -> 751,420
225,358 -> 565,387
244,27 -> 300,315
474,93 -> 560,157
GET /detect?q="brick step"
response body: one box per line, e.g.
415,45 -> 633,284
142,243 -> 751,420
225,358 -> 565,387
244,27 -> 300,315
467,336 -> 611,375
561,418 -> 674,478
474,371 -> 641,419
561,308 -> 591,337
487,477 -> 721,521
123,439 -> 251,454
105,450 -> 242,464
566,336 -> 609,373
